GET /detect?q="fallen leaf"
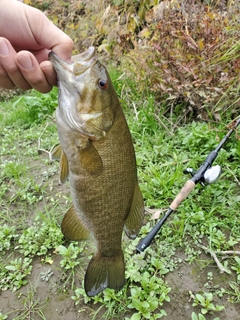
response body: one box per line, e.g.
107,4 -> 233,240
46,258 -> 53,265
198,39 -> 204,50
138,27 -> 152,39
150,209 -> 165,220
52,15 -> 58,25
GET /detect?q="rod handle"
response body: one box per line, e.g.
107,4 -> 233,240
170,180 -> 195,210
136,208 -> 173,253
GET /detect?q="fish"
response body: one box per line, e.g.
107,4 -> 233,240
49,47 -> 144,297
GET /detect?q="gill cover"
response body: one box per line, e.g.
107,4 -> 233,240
49,47 -> 114,140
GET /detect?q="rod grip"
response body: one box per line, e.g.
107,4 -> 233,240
170,180 -> 195,210
136,208 -> 173,253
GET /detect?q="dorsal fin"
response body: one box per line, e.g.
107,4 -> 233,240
124,183 -> 144,239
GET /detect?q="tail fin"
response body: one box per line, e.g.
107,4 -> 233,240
84,252 -> 125,297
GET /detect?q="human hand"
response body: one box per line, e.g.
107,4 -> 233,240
0,0 -> 73,93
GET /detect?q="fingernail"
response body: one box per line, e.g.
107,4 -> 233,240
17,55 -> 33,69
0,39 -> 10,56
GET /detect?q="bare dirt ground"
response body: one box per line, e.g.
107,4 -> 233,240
164,254 -> 240,320
1,251 -> 240,319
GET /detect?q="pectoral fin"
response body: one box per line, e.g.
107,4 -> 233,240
124,183 -> 145,239
61,206 -> 90,241
79,141 -> 103,175
50,144 -> 62,160
59,151 -> 69,184
50,144 -> 69,184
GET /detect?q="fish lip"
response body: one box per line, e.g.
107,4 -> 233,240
49,47 -> 97,76
71,46 -> 96,63
49,51 -> 73,75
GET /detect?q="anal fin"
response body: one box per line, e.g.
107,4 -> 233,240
124,183 -> 144,239
61,206 -> 90,241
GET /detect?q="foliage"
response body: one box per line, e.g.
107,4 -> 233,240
0,225 -> 18,253
57,242 -> 86,270
17,219 -> 63,257
191,312 -> 220,320
0,210 -> 64,291
189,291 -> 225,315
123,1 -> 240,120
3,258 -> 33,292
9,87 -> 58,126
0,312 -> 8,320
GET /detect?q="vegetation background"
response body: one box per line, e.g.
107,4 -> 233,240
0,0 -> 239,319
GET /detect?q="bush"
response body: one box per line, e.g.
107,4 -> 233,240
123,1 -> 240,120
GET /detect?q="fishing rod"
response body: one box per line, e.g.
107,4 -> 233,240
136,118 -> 240,253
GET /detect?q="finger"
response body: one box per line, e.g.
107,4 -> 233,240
0,37 -> 31,90
16,51 -> 52,93
50,35 -> 73,62
40,60 -> 57,87
0,63 -> 15,89
30,48 -> 50,64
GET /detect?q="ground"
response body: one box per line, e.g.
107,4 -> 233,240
1,251 -> 240,319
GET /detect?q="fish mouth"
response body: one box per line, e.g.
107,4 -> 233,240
49,46 -> 97,78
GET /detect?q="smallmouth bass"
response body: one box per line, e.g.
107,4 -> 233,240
49,47 -> 144,297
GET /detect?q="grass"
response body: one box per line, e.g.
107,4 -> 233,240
0,69 -> 239,319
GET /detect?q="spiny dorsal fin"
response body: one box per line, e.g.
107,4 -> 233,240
124,183 -> 144,239
61,206 -> 90,241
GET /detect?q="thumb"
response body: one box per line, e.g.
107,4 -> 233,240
48,28 -> 73,62
39,21 -> 73,61
25,5 -> 73,61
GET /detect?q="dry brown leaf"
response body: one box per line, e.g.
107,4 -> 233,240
150,209 -> 166,220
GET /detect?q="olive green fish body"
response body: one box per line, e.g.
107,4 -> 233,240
49,47 -> 144,296
69,107 -> 136,245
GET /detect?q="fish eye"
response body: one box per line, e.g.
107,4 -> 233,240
98,79 -> 108,90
